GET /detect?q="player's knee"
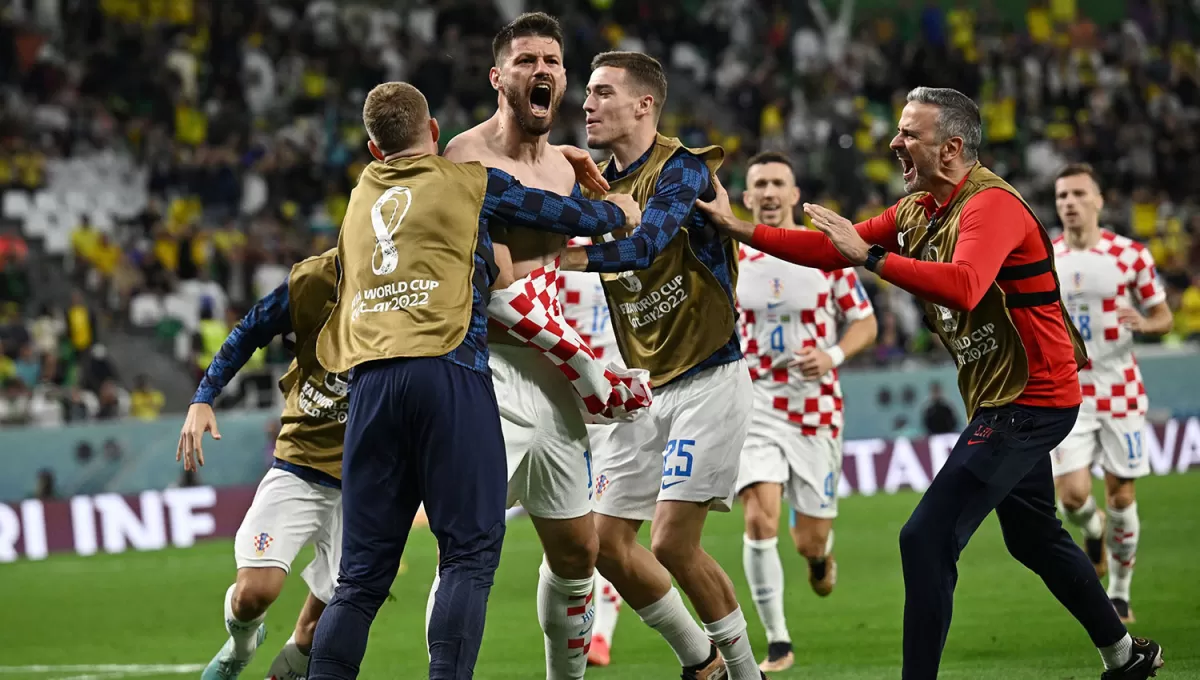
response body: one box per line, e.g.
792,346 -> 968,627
544,530 -> 599,579
231,582 -> 278,620
742,497 -> 779,540
1058,485 -> 1091,512
898,517 -> 932,561
1107,483 -> 1136,510
650,532 -> 696,573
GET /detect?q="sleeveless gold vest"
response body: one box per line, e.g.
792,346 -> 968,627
275,250 -> 345,480
584,134 -> 735,386
894,163 -> 1088,418
317,155 -> 488,374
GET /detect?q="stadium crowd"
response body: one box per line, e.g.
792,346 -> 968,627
0,0 -> 1199,423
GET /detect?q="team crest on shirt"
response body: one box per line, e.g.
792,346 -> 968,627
252,532 -> 273,556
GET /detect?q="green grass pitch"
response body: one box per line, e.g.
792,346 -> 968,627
3,474 -> 1198,679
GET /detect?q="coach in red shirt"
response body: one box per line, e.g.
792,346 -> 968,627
697,88 -> 1162,680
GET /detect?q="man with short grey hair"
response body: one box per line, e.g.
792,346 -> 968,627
696,86 -> 1164,680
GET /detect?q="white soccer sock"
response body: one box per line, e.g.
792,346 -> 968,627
703,607 -> 759,680
425,569 -> 440,660
634,587 -> 711,668
742,535 -> 790,644
265,633 -> 310,678
223,584 -> 265,660
537,559 -> 595,680
1106,502 -> 1140,601
1099,633 -> 1133,669
1061,496 -> 1104,540
592,571 -> 622,644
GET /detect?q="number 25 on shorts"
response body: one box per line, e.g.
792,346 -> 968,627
662,439 -> 695,489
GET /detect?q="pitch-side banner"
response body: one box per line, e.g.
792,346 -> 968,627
3,417 -> 1199,562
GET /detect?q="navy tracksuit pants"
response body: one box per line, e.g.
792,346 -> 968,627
899,403 -> 1128,679
308,357 -> 507,680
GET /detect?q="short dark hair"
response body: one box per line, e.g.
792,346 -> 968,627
492,12 -> 563,65
591,51 -> 668,112
363,82 -> 429,154
747,151 -> 795,178
905,86 -> 982,162
1056,162 -> 1102,188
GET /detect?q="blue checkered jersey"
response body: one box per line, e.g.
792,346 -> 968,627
446,168 -> 629,374
192,282 -> 291,405
581,148 -> 742,382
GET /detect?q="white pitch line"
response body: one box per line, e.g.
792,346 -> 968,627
0,664 -> 205,675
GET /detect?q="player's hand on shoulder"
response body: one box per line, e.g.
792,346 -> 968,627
558,145 -> 610,195
605,193 -> 642,227
695,173 -> 735,229
176,402 -> 220,472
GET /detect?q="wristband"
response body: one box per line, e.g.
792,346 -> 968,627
827,345 -> 845,368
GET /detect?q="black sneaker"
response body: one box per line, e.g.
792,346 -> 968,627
681,644 -> 727,680
1100,637 -> 1164,679
1112,598 -> 1136,624
758,641 -> 794,672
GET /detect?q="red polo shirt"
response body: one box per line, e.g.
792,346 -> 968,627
751,183 -> 1081,409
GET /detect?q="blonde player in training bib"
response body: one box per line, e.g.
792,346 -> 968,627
1050,163 -> 1173,624
733,152 -> 876,672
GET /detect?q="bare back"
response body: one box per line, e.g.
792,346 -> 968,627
443,119 -> 578,288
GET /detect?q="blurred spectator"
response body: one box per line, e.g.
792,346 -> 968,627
0,378 -> 32,425
922,382 -> 960,435
34,468 -> 55,501
65,290 -> 96,355
95,379 -> 122,420
61,385 -> 90,423
129,374 -> 165,421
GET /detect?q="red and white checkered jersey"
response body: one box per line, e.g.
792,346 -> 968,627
487,258 -> 651,424
1053,230 -> 1166,418
558,269 -> 622,367
736,244 -> 874,437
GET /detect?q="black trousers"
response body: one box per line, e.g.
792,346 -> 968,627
899,403 -> 1127,679
309,357 -> 508,680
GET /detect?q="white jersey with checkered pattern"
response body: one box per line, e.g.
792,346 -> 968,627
736,244 -> 874,437
559,238 -> 622,366
1052,230 -> 1166,419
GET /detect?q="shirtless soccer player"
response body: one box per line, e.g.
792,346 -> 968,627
560,51 -> 761,680
430,13 -> 612,679
178,249 -> 344,680
558,238 -> 625,668
1050,163 -> 1173,624
733,152 -> 877,672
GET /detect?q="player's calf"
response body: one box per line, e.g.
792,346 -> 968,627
790,514 -> 836,597
1104,476 -> 1139,622
266,591 -> 327,679
229,568 -> 286,653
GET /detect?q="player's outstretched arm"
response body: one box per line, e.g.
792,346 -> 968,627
698,174 -> 900,272
180,282 -> 294,468
561,152 -> 705,273
481,167 -> 634,237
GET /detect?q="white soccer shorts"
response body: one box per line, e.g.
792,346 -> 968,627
592,359 -> 753,522
1052,409 -> 1151,479
736,410 -> 842,519
234,467 -> 343,603
491,344 -> 593,520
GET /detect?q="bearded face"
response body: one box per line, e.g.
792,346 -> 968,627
496,36 -> 566,136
